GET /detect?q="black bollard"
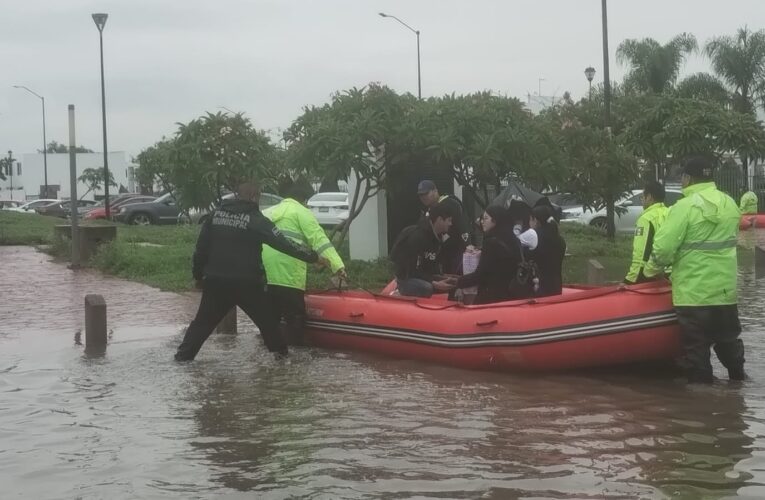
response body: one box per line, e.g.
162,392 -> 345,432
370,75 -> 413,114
84,294 -> 107,355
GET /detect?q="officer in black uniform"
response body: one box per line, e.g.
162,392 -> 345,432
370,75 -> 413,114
175,181 -> 320,361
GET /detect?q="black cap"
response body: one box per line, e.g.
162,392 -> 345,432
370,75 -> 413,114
417,180 -> 437,194
682,155 -> 715,179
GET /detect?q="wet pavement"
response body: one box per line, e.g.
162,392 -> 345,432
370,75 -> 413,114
2,244 -> 765,499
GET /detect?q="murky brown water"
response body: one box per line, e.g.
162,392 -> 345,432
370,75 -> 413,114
2,243 -> 765,499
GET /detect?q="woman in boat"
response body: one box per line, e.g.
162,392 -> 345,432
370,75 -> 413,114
454,205 -> 522,304
529,204 -> 566,297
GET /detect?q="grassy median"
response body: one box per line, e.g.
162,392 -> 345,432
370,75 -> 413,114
0,210 -> 632,292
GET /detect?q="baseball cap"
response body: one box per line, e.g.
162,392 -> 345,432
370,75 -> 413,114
417,180 -> 437,194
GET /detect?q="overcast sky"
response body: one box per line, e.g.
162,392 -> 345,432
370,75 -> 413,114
1,0 -> 763,161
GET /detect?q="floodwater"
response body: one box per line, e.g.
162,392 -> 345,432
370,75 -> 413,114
2,241 -> 765,499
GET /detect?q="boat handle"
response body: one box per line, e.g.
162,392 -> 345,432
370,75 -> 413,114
476,319 -> 498,327
349,312 -> 365,318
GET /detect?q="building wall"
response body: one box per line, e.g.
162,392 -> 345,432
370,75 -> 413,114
0,152 -> 132,201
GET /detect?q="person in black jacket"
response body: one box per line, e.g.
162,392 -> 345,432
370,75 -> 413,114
529,204 -> 566,297
175,182 -> 321,361
455,205 -> 522,304
417,180 -> 470,275
390,202 -> 453,298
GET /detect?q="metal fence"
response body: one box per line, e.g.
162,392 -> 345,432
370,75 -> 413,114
715,169 -> 765,212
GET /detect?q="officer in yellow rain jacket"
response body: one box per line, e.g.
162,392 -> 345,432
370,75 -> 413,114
739,190 -> 758,215
262,186 -> 346,344
650,155 -> 744,383
624,181 -> 669,284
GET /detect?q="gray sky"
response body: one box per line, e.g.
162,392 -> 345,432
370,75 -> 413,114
1,0 -> 763,160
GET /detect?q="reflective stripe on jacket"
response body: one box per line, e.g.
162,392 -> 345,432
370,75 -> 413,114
651,182 -> 740,306
625,202 -> 668,283
262,198 -> 345,290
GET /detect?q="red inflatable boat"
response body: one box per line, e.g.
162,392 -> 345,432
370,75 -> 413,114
740,214 -> 765,230
304,282 -> 681,372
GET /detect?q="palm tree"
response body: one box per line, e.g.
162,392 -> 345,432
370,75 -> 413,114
705,27 -> 765,115
706,27 -> 765,183
675,72 -> 730,106
617,33 -> 698,94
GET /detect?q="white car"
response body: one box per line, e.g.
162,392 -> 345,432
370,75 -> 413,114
561,189 -> 683,233
307,192 -> 349,226
5,199 -> 59,213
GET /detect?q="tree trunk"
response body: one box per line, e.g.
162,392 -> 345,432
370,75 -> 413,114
605,196 -> 616,239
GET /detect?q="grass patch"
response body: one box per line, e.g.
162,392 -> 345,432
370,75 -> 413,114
2,210 -> 632,292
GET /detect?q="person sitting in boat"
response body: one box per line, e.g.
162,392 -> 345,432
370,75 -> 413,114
528,205 -> 566,297
390,202 -> 454,298
454,205 -> 523,304
417,179 -> 471,275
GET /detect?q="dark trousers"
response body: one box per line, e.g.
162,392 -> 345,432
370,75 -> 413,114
175,278 -> 285,361
675,305 -> 745,383
268,285 -> 307,346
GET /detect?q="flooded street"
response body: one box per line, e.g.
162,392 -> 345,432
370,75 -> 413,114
2,244 -> 765,499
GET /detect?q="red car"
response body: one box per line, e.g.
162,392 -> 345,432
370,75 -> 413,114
84,195 -> 156,220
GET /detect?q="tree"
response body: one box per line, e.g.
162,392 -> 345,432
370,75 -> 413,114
617,34 -> 698,94
39,141 -> 94,153
542,101 -> 641,238
135,139 -> 175,195
0,158 -> 8,181
624,96 -> 765,177
705,27 -> 765,183
287,84 -> 418,245
416,92 -> 564,208
674,72 -> 730,106
77,167 -> 116,200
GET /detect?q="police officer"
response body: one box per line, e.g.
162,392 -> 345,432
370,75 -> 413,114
175,181 -> 322,361
624,180 -> 669,284
262,185 -> 346,345
651,156 -> 745,383
417,180 -> 470,275
740,190 -> 759,215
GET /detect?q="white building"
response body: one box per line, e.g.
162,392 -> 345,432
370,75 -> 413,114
0,152 -> 135,201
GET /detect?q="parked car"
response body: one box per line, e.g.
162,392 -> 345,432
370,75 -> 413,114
0,200 -> 23,209
307,192 -> 349,226
561,188 -> 683,233
85,195 -> 157,220
113,192 -> 185,225
191,192 -> 284,224
36,199 -> 98,218
115,192 -> 284,225
5,199 -> 60,213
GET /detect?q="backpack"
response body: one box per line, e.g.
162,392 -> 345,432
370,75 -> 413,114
497,237 -> 540,299
389,225 -> 420,264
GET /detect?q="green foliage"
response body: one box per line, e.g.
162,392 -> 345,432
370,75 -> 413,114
674,73 -> 730,106
705,27 -> 765,115
416,92 -> 564,207
617,33 -> 698,94
40,141 -> 94,153
624,96 -> 765,172
135,112 -> 280,211
77,167 -> 117,199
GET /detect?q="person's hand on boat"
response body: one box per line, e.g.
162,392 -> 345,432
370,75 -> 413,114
336,268 -> 348,281
433,279 -> 456,292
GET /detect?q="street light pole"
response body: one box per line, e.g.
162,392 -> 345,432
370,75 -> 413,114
584,67 -> 596,101
92,13 -> 111,218
600,0 -> 612,131
379,12 -> 421,99
13,85 -> 48,198
7,150 -> 13,200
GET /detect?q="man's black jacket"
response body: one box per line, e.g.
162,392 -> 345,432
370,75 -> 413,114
192,199 -> 318,283
390,218 -> 443,282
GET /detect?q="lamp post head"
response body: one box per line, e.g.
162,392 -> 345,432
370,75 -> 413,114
378,12 -> 388,17
584,66 -> 596,82
92,13 -> 108,32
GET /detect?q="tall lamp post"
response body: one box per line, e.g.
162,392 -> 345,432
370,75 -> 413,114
13,85 -> 48,198
584,67 -> 596,101
600,0 -> 612,131
92,12 -> 111,218
6,151 -> 13,200
379,12 -> 421,99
